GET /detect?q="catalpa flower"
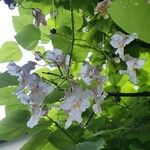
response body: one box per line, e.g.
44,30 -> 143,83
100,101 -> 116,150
110,32 -> 138,60
7,61 -> 37,92
80,62 -> 100,85
60,85 -> 92,129
94,0 -> 111,19
32,9 -> 47,27
92,86 -> 107,113
28,73 -> 55,106
45,48 -> 70,69
119,55 -> 144,84
7,62 -> 55,128
27,105 -> 45,128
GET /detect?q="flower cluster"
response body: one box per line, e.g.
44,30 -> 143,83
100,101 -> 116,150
60,84 -> 107,128
35,48 -> 70,72
110,32 -> 144,84
59,63 -> 108,128
7,61 -> 55,128
60,85 -> 92,129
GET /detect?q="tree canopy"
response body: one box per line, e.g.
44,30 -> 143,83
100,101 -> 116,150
0,0 -> 150,149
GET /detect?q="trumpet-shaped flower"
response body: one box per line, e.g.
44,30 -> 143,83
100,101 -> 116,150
110,32 -> 138,60
80,62 -> 100,85
92,86 -> 107,113
45,48 -> 70,70
46,49 -> 65,67
27,106 -> 45,128
29,73 -> 55,106
60,85 -> 92,129
119,55 -> 144,84
7,61 -> 37,93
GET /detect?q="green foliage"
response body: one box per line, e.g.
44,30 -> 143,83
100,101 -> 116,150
0,110 -> 30,141
109,0 -> 150,43
0,41 -> 22,63
0,0 -> 150,149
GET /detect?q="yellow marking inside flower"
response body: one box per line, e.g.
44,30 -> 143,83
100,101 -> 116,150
73,101 -> 81,109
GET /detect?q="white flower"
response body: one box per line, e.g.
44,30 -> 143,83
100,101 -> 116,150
110,32 -> 138,60
119,55 -> 144,84
27,106 -> 45,128
80,62 -> 100,85
60,85 -> 92,129
7,61 -> 37,93
7,61 -> 36,82
7,61 -> 22,77
29,74 -> 55,105
16,92 -> 30,105
92,86 -> 107,113
45,49 -> 65,67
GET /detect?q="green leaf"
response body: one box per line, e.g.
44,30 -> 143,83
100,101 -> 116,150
50,25 -> 71,53
12,15 -> 33,32
0,41 -> 22,63
0,87 -> 19,105
0,110 -> 30,141
96,19 -> 112,35
108,0 -> 150,43
21,129 -> 54,150
48,129 -> 75,150
72,45 -> 88,62
0,72 -> 18,88
15,24 -> 41,50
20,0 -> 52,14
71,142 -> 99,150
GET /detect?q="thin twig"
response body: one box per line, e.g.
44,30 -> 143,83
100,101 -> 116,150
42,72 -> 62,78
108,92 -> 150,97
82,112 -> 94,129
57,66 -> 64,77
67,0 -> 75,76
46,116 -> 77,143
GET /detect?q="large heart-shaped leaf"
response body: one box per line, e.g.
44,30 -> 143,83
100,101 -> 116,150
108,0 -> 150,44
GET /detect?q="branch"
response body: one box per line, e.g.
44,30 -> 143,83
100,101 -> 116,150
42,72 -> 62,78
108,92 -> 150,97
46,116 -> 77,143
67,0 -> 75,76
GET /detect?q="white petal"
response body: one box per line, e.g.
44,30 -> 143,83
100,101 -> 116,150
7,62 -> 21,76
125,33 -> 138,45
110,33 -> 125,49
115,47 -> 125,60
27,107 -> 43,128
128,70 -> 138,84
135,59 -> 144,69
17,92 -> 29,104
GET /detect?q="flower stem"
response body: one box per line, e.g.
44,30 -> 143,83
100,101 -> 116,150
108,92 -> 150,97
46,116 -> 77,143
67,0 -> 75,76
